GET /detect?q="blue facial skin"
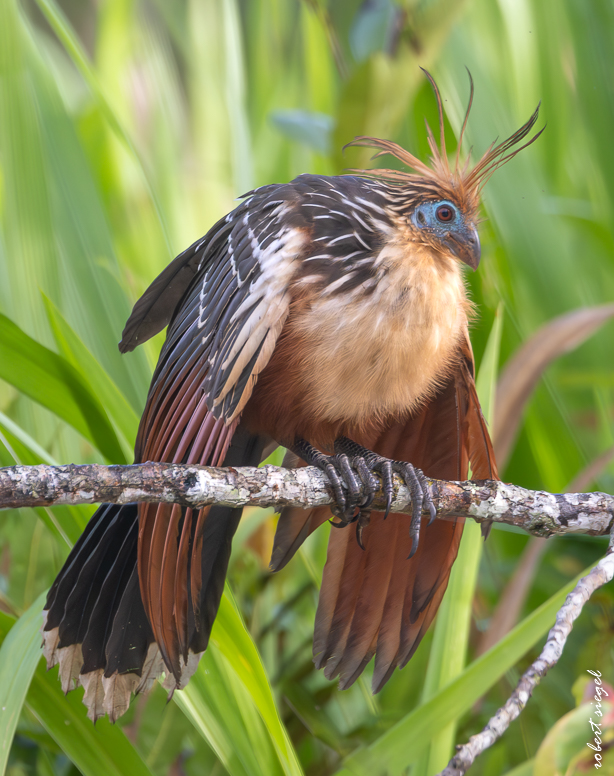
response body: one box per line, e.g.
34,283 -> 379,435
411,200 -> 481,270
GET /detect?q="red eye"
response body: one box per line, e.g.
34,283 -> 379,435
436,205 -> 454,222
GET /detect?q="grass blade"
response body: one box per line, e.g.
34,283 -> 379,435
0,593 -> 47,776
32,0 -> 171,252
0,312 -> 127,464
176,585 -> 304,776
43,294 -> 140,452
174,649 -> 278,776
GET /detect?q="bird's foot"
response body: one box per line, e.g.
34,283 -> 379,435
291,438 -> 379,547
333,437 -> 436,557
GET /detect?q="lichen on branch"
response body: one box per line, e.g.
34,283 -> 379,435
0,462 -> 612,539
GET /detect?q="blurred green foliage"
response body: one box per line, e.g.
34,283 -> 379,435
1,1 -> 613,774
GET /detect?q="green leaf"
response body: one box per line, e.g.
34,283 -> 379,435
0,409 -> 58,466
32,0 -> 171,253
175,585 -> 303,776
476,304 -> 504,429
349,0 -> 398,62
174,647 -> 281,776
0,593 -> 47,776
0,605 -> 155,776
0,312 -> 127,464
43,294 -> 140,452
533,700 -> 614,776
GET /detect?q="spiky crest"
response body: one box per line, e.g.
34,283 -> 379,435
344,69 -> 543,211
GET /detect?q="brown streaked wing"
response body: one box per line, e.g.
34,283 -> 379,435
134,185 -> 308,679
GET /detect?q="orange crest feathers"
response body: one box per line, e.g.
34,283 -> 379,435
345,69 -> 543,204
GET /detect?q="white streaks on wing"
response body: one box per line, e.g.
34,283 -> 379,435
353,196 -> 387,215
353,230 -> 371,250
195,239 -> 208,271
327,209 -> 353,219
344,198 -> 375,217
370,218 -> 395,240
197,274 -> 208,329
213,225 -> 306,416
327,233 -> 355,245
349,209 -> 374,232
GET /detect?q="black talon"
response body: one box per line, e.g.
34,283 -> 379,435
355,522 -> 365,550
372,459 -> 394,519
389,461 -> 425,557
294,436 -> 437,555
332,437 -> 438,555
355,508 -> 371,550
355,519 -> 365,550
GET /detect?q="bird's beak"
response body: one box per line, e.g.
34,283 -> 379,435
444,226 -> 481,271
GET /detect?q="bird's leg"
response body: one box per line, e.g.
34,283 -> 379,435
334,436 -> 437,558
291,438 -> 376,526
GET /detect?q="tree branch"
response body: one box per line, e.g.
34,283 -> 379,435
0,462 -> 613,538
438,541 -> 614,776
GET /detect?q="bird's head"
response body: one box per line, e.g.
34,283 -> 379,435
409,197 -> 481,270
345,70 -> 543,272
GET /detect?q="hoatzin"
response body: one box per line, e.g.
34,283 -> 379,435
42,73 -> 541,721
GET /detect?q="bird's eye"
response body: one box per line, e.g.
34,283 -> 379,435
436,205 -> 455,223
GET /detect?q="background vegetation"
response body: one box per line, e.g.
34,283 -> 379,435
1,0 -> 614,774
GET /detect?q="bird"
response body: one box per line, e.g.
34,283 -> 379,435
41,72 -> 542,722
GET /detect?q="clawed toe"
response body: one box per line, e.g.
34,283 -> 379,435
293,436 -> 436,555
293,439 -> 373,526
353,456 -> 378,512
334,437 -> 436,556
321,460 -> 348,518
370,458 -> 394,519
333,453 -> 363,519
